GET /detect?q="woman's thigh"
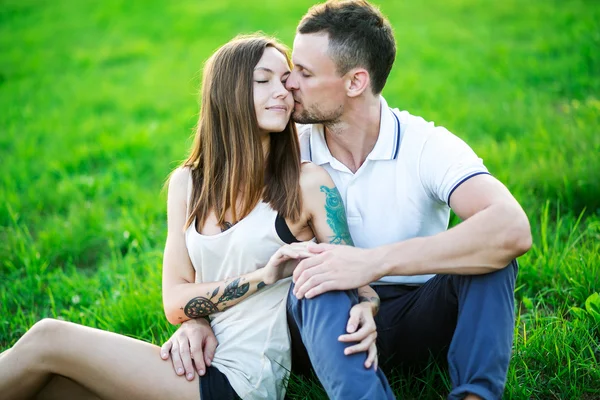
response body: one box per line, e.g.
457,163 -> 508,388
29,319 -> 201,400
36,376 -> 100,400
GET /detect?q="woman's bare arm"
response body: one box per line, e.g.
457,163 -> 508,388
162,167 -> 271,324
299,163 -> 379,309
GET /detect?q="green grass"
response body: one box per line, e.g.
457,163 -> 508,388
1,0 -> 599,398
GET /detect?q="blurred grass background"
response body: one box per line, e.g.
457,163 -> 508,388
1,0 -> 599,398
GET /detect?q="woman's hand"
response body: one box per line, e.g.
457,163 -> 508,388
262,242 -> 314,285
338,301 -> 378,370
160,318 -> 218,380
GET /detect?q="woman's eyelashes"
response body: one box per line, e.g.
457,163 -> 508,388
255,77 -> 289,84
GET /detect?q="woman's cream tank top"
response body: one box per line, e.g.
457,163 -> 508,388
184,175 -> 292,399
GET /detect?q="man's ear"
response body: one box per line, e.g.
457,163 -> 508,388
345,68 -> 370,97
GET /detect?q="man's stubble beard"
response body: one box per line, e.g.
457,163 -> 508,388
292,103 -> 344,126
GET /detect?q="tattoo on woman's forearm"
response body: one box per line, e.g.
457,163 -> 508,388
320,185 -> 354,245
184,277 -> 250,318
359,295 -> 381,314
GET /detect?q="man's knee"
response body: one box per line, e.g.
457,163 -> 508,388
289,285 -> 358,314
454,259 -> 518,286
486,258 -> 519,285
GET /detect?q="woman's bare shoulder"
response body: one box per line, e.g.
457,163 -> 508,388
299,162 -> 334,193
168,166 -> 192,198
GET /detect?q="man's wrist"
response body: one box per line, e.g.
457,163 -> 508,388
365,247 -> 390,280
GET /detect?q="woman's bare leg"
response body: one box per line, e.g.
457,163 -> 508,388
35,376 -> 100,400
0,319 -> 201,400
2,348 -> 100,400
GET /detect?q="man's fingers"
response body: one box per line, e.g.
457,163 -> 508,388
294,272 -> 328,299
292,254 -> 326,283
305,280 -> 338,299
160,340 -> 172,360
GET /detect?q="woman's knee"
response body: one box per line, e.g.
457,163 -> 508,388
21,318 -> 67,350
31,318 -> 65,336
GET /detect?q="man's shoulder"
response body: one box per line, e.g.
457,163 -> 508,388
384,109 -> 443,160
391,108 -> 465,153
393,109 -> 441,137
297,123 -> 312,139
296,123 -> 313,161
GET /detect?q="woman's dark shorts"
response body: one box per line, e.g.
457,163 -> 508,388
199,366 -> 240,400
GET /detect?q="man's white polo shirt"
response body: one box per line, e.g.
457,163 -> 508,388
298,96 -> 489,285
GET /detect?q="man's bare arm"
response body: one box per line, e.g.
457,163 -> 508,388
293,174 -> 532,298
376,174 -> 531,277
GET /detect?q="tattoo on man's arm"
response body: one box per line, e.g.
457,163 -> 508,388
320,185 -> 354,245
183,277 -> 250,318
358,295 -> 381,314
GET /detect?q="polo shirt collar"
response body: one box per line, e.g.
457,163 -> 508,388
367,96 -> 401,161
308,96 -> 401,166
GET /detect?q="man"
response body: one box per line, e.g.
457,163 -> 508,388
162,1 -> 531,399
283,1 -> 531,399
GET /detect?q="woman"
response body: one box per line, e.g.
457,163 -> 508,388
0,34 -> 379,400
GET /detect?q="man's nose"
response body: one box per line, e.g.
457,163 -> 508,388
286,71 -> 299,91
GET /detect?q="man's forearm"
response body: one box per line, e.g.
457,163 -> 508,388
374,203 -> 532,277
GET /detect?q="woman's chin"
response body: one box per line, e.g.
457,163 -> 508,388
260,123 -> 290,133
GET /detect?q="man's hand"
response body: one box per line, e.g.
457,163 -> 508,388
338,302 -> 378,369
292,243 -> 383,299
160,318 -> 218,380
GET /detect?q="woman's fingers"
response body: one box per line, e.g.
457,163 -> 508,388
343,332 -> 377,355
176,337 -> 196,381
189,338 -> 206,377
168,340 -> 185,377
365,343 -> 378,369
160,339 -> 172,360
338,324 -> 373,343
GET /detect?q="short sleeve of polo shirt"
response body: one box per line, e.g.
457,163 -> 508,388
418,127 -> 489,205
297,124 -> 312,162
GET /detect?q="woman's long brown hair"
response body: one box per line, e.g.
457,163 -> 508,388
181,35 -> 302,231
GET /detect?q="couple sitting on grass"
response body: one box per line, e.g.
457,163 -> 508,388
0,1 -> 531,399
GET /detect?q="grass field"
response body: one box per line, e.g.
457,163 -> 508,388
1,0 -> 599,398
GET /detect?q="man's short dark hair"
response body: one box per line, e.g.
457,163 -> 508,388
298,0 -> 396,94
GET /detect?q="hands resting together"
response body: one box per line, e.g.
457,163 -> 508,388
161,242 -> 379,380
